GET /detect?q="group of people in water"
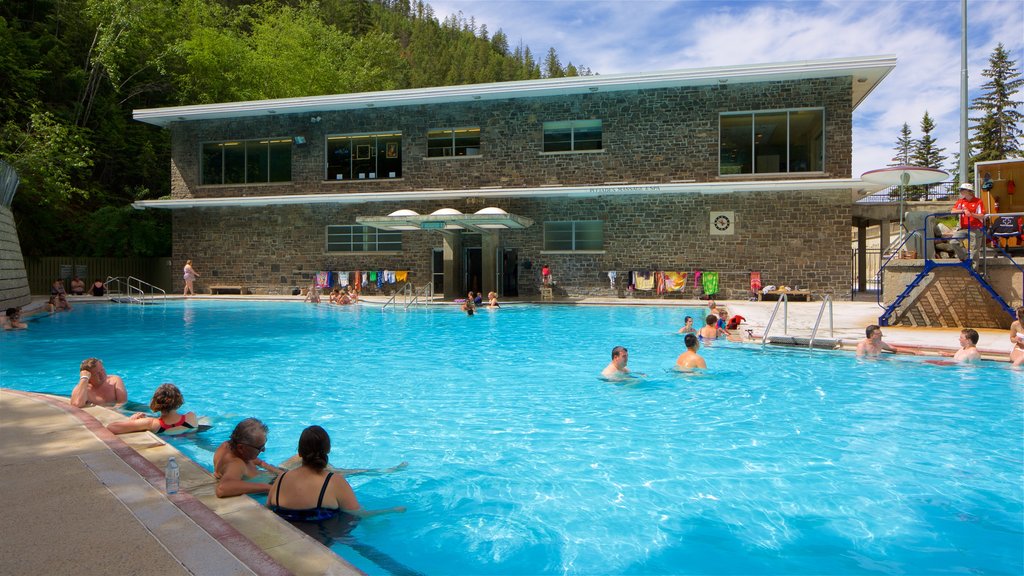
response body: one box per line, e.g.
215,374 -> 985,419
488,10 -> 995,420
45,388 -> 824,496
461,291 -> 498,315
70,358 -> 407,524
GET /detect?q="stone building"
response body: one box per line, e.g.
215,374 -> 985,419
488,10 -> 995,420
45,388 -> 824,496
132,55 -> 893,299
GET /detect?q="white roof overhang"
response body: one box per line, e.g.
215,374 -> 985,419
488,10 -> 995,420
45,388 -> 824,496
355,212 -> 534,233
132,179 -> 885,210
133,55 -> 896,128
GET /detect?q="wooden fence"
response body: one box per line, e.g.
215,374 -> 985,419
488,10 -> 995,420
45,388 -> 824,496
24,257 -> 173,295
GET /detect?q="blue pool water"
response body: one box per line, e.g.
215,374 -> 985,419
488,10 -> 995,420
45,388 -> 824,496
2,301 -> 1022,575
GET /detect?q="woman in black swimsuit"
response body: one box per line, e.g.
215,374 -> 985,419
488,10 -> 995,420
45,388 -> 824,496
107,383 -> 198,435
268,426 -> 406,521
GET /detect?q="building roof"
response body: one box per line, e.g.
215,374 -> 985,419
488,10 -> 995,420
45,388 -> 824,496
133,55 -> 896,128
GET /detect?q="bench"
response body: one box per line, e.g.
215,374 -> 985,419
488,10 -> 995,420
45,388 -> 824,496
759,289 -> 812,302
210,285 -> 245,295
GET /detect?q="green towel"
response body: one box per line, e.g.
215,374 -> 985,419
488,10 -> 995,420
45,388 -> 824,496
702,271 -> 719,296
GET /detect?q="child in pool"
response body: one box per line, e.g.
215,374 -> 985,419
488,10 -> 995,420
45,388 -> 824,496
107,383 -> 199,435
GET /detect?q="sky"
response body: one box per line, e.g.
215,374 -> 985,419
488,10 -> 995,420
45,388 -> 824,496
428,0 -> 1024,178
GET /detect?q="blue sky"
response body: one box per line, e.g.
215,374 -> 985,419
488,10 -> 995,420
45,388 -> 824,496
429,0 -> 1024,178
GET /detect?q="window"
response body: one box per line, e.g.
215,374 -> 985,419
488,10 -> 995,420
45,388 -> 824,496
719,109 -> 823,175
326,225 -> 402,252
201,139 -> 292,185
543,120 -> 602,153
543,221 -> 603,251
326,133 -> 402,180
427,127 -> 481,157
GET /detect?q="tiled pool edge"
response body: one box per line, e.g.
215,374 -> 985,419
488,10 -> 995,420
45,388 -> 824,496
4,390 -> 363,576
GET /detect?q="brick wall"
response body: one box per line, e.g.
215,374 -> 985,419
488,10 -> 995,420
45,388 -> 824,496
882,261 -> 1018,329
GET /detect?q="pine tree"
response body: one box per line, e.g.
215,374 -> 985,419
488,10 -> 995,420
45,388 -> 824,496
910,111 -> 947,199
543,47 -> 563,78
890,122 -> 913,166
970,43 -> 1024,162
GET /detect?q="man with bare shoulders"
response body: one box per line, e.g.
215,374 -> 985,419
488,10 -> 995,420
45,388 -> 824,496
675,333 -> 707,371
856,325 -> 910,357
71,358 -> 127,407
601,346 -> 640,380
213,418 -> 284,497
952,328 -> 982,364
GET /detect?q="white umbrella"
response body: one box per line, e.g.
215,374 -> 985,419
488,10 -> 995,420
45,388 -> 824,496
861,165 -> 949,242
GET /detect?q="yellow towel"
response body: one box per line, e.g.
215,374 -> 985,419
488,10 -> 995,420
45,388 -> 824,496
396,270 -> 408,282
635,274 -> 655,291
664,272 -> 687,292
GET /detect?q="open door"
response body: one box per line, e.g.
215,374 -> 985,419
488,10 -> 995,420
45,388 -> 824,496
500,248 -> 519,297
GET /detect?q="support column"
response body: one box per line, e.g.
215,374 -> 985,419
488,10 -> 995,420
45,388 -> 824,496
441,231 -> 463,300
480,232 -> 499,296
857,220 -> 868,292
879,220 -> 891,255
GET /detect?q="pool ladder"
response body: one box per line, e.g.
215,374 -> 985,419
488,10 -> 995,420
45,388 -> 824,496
761,293 -> 838,349
105,276 -> 167,305
381,283 -> 434,311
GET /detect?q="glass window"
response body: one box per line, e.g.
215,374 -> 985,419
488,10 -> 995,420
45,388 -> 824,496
719,109 -> 823,175
326,225 -> 402,252
326,133 -> 402,180
543,221 -> 604,251
428,127 -> 481,157
543,120 -> 602,153
200,139 -> 292,185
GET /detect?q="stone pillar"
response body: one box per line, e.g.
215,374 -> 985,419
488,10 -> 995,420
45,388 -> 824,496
480,232 -> 499,296
879,220 -> 891,254
857,220 -> 867,292
442,231 -> 463,300
0,206 -> 30,309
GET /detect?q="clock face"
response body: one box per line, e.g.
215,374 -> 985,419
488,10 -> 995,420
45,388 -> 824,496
714,215 -> 731,231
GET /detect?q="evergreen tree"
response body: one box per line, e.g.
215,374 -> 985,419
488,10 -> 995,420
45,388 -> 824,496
890,122 -> 913,166
970,43 -> 1023,162
543,47 -> 563,78
910,111 -> 947,199
490,29 -> 508,56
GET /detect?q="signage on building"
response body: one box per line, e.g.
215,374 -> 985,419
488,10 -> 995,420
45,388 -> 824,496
421,221 -> 445,230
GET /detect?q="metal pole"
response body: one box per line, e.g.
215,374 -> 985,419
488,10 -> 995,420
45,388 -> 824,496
960,0 -> 969,185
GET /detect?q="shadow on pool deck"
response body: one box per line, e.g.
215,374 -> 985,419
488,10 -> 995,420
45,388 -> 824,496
0,390 -> 361,576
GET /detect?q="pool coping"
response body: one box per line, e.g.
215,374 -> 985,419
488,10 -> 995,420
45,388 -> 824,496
3,389 -> 363,576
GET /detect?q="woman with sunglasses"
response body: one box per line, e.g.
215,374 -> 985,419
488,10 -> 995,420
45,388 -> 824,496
213,418 -> 284,498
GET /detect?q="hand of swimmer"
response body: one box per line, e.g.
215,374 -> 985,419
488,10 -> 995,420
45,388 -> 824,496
129,412 -> 148,420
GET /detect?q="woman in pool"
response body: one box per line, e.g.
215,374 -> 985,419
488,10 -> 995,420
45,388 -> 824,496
107,383 -> 199,435
1009,306 -> 1024,367
677,316 -> 695,334
268,425 -> 406,521
487,291 -> 499,308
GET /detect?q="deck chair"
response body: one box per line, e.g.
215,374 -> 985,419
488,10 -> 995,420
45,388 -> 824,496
990,215 -> 1023,252
701,271 -> 719,298
749,272 -> 762,300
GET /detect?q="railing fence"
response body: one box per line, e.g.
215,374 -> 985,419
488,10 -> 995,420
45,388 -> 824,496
24,257 -> 172,295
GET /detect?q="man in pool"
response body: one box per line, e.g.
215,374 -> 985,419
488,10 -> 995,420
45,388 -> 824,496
601,346 -> 642,380
213,418 -> 285,497
675,333 -> 707,371
855,325 -> 911,357
951,328 -> 982,364
71,358 -> 127,407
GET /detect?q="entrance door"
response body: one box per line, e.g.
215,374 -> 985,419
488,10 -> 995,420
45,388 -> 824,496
432,248 -> 444,295
464,247 -> 482,295
500,248 -> 519,297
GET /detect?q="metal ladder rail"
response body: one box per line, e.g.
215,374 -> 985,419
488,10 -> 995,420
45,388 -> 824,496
760,292 -> 789,346
381,282 -> 413,311
807,294 -> 834,349
127,276 -> 166,304
405,283 -> 433,310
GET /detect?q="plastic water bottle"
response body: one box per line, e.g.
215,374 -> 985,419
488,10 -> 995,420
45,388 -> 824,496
166,456 -> 180,494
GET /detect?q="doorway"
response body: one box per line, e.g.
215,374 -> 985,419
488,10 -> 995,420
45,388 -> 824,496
464,247 -> 482,295
499,248 -> 519,297
431,248 -> 444,295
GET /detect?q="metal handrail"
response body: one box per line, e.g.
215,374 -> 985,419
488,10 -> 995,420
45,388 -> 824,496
807,294 -> 834,349
381,282 -> 414,311
406,283 -> 434,310
761,292 -> 788,346
104,276 -> 166,304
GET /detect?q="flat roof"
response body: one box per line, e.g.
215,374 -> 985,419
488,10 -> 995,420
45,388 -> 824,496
132,179 -> 885,210
133,55 -> 896,128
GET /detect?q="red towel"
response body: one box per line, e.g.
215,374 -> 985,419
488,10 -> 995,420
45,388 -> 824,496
750,272 -> 762,293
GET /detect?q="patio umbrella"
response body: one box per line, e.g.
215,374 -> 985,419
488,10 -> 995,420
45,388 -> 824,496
861,165 -> 949,242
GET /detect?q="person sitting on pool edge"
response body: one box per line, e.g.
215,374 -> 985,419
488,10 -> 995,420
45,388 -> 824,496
213,418 -> 285,497
855,325 -> 913,357
71,358 -> 127,407
268,425 -> 406,521
675,333 -> 707,371
107,383 -> 199,435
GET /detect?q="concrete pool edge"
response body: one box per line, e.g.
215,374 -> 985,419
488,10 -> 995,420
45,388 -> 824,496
1,389 -> 364,576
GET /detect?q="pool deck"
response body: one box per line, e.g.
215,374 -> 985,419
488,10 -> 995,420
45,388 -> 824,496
2,295 -> 1016,575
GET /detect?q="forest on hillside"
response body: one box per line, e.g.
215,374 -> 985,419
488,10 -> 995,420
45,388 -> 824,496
0,0 -> 591,257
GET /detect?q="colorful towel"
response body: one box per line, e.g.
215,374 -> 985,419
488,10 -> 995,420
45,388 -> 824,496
750,271 -> 762,294
634,271 -> 655,291
396,270 -> 408,282
701,271 -> 719,296
664,272 -> 687,292
315,271 -> 330,289
694,270 -> 702,292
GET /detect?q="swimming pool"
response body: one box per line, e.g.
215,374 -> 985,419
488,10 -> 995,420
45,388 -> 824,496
2,301 -> 1021,575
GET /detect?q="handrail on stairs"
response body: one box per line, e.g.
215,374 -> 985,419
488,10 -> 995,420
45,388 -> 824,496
406,283 -> 433,310
761,292 -> 788,346
381,282 -> 414,311
807,294 -> 834,349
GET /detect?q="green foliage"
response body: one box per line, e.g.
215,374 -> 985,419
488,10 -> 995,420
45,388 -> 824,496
0,111 -> 94,205
890,122 -> 912,166
970,43 -> 1023,163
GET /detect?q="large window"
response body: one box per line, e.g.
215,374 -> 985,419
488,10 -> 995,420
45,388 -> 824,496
326,225 -> 402,252
326,132 -> 402,180
427,127 -> 481,157
543,221 -> 604,251
201,139 -> 292,185
543,120 -> 602,153
719,109 -> 823,175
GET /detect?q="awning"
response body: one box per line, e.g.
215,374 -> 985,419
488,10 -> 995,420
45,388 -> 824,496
356,207 -> 533,233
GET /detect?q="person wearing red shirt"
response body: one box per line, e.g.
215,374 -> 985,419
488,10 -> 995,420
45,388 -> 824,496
951,183 -> 986,263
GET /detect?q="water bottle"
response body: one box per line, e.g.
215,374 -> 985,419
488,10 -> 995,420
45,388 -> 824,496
166,456 -> 180,494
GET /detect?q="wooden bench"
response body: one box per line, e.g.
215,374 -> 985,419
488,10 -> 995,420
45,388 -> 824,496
759,289 -> 812,302
210,285 -> 244,295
